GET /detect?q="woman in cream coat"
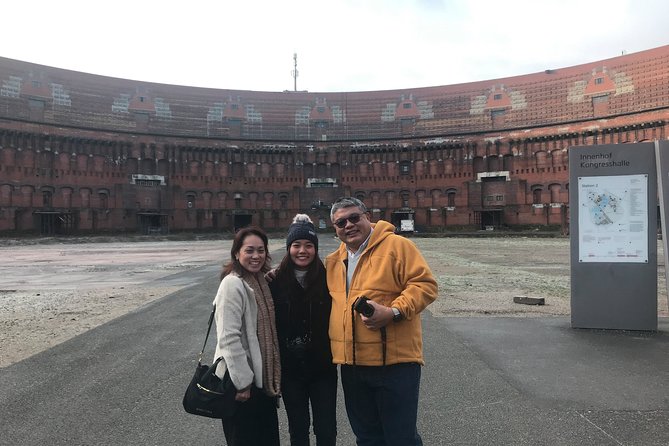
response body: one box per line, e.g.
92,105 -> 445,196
213,226 -> 281,446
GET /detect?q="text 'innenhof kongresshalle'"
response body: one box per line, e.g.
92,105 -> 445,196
580,152 -> 630,169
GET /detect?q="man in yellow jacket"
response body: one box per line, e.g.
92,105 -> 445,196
325,197 -> 437,446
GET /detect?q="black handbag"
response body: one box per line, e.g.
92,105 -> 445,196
183,306 -> 237,419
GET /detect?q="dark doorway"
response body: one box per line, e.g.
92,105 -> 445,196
35,212 -> 76,235
391,210 -> 415,233
196,209 -> 205,230
138,213 -> 168,235
481,210 -> 503,229
233,214 -> 252,231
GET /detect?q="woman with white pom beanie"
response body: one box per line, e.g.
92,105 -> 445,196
269,214 -> 337,446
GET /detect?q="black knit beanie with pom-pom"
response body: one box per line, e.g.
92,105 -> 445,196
286,214 -> 318,251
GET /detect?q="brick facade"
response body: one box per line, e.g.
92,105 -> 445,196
0,46 -> 668,234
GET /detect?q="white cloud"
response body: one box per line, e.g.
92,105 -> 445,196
0,0 -> 666,91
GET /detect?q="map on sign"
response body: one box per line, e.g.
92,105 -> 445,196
578,174 -> 648,263
585,190 -> 625,227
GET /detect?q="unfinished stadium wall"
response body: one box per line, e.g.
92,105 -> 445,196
0,46 -> 668,235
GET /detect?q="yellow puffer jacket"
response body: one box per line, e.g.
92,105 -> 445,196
325,220 -> 438,366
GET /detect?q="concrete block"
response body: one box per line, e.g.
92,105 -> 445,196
513,296 -> 545,305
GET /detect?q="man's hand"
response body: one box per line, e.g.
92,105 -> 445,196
360,300 -> 394,330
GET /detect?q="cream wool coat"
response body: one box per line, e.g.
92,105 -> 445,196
212,273 -> 263,391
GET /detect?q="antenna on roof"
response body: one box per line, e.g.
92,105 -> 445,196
291,53 -> 299,92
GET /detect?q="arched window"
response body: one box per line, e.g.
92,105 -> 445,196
279,194 -> 288,209
43,190 -> 52,207
532,188 -> 543,204
98,189 -> 109,209
446,189 -> 457,207
400,191 -> 410,208
186,193 -> 196,209
549,184 -> 562,203
98,192 -> 108,209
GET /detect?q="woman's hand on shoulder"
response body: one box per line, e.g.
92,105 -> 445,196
264,268 -> 278,283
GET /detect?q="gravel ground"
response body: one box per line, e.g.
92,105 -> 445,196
417,237 -> 573,317
0,236 -> 666,368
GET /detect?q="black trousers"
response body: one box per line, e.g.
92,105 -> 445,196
281,368 -> 338,446
221,387 -> 279,446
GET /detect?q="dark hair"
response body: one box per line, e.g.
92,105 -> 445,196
276,247 -> 325,290
220,226 -> 272,280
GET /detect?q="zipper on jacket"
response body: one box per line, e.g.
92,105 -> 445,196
342,258 -> 350,364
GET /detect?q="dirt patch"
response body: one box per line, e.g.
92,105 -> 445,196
0,286 -> 182,367
0,236 -> 666,368
0,239 -> 246,368
417,237 -> 572,317
416,237 -> 667,318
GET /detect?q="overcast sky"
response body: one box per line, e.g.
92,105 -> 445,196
2,0 -> 667,93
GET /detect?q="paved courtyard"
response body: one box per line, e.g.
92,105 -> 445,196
0,235 -> 666,367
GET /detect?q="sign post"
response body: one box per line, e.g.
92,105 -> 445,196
569,143 -> 657,330
655,140 -> 669,315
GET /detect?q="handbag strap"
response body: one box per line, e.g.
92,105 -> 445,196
197,305 -> 216,364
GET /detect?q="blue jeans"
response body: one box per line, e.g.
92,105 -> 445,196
341,363 -> 423,446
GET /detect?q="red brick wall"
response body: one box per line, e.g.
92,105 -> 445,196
0,48 -> 668,234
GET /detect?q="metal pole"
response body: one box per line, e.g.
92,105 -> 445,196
292,53 -> 298,92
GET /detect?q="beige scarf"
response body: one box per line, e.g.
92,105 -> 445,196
243,272 -> 281,397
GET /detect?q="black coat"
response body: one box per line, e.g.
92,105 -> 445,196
269,268 -> 334,381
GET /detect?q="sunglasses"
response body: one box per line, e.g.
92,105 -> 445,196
333,213 -> 362,229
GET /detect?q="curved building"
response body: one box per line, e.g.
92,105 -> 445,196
1,46 -> 668,234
